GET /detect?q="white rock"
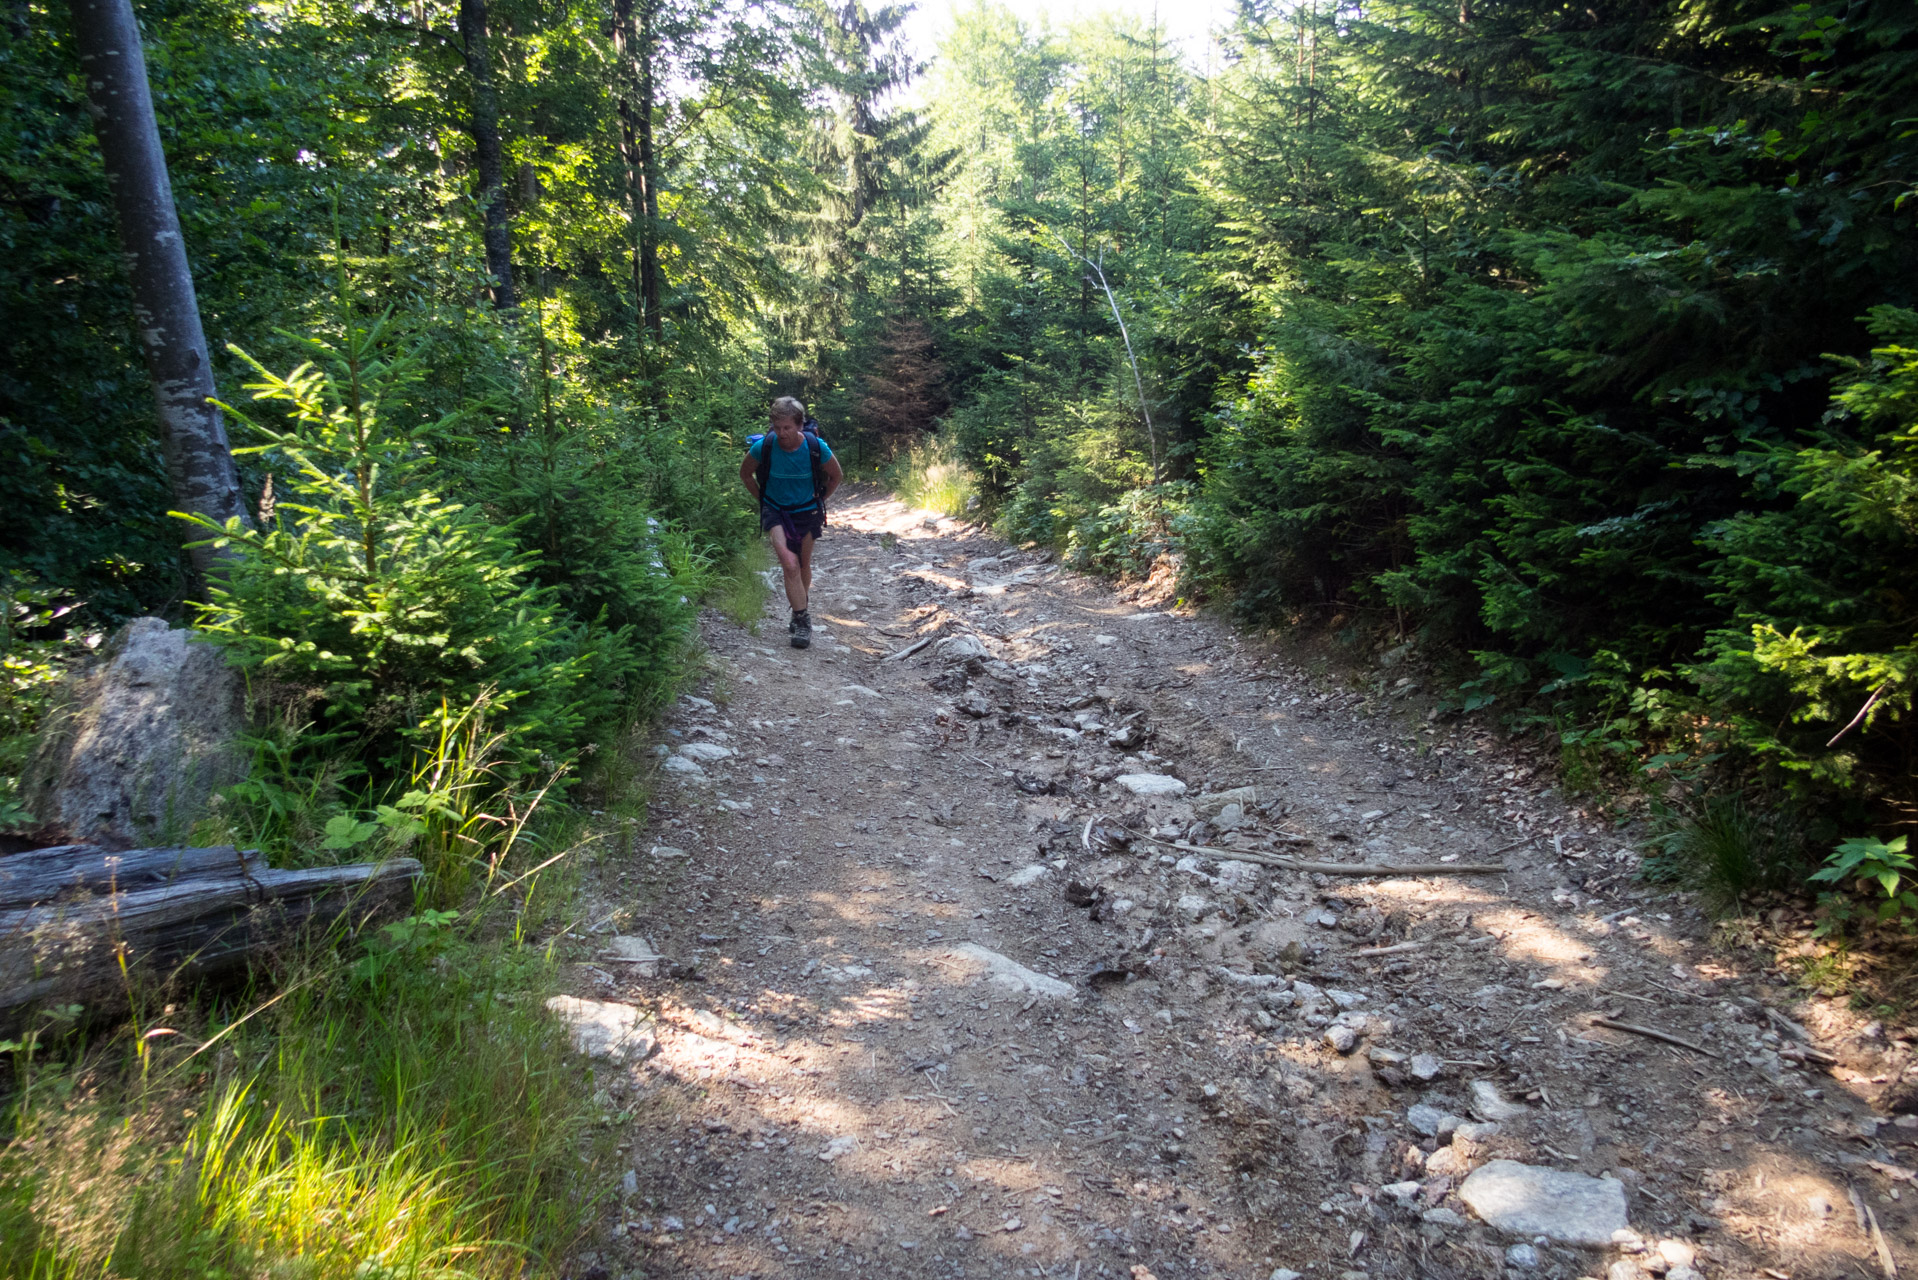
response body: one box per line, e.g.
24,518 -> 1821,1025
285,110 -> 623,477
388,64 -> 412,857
1606,1262 -> 1640,1280
934,634 -> 989,659
1004,863 -> 1050,888
661,754 -> 707,777
819,1136 -> 858,1162
1116,773 -> 1187,797
1094,635 -> 1117,646
1382,1181 -> 1422,1201
601,935 -> 662,977
1216,860 -> 1261,891
841,684 -> 882,698
680,695 -> 716,711
1409,1053 -> 1445,1081
1657,1240 -> 1697,1270
1270,1271 -> 1303,1280
942,943 -> 1075,1000
1454,1121 -> 1502,1142
649,844 -> 690,859
1324,1025 -> 1359,1054
1504,1244 -> 1539,1269
678,742 -> 734,762
1666,1269 -> 1702,1280
1216,967 -> 1283,989
1469,1080 -> 1530,1121
1458,1160 -> 1630,1246
1176,893 -> 1215,922
1421,1207 -> 1466,1227
1326,989 -> 1366,1010
545,996 -> 656,1062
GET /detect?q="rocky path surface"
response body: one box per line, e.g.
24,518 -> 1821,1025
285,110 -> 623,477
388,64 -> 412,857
554,490 -> 1916,1280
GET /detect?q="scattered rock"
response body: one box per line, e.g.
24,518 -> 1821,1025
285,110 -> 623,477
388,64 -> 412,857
649,844 -> 690,860
1457,1160 -> 1630,1246
819,1136 -> 858,1162
1116,773 -> 1186,797
1177,893 -> 1215,922
935,634 -> 989,660
1421,1207 -> 1465,1227
545,996 -> 656,1062
601,935 -> 662,977
1504,1244 -> 1539,1269
1409,1052 -> 1444,1081
1657,1239 -> 1697,1270
678,742 -> 734,762
661,755 -> 707,777
1407,1104 -> 1464,1138
1004,863 -> 1050,888
1193,786 -> 1265,816
1469,1080 -> 1529,1121
1324,1024 -> 1359,1054
24,617 -> 247,846
942,943 -> 1075,999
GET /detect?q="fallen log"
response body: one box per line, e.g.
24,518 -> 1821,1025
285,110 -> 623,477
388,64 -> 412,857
0,844 -> 422,1035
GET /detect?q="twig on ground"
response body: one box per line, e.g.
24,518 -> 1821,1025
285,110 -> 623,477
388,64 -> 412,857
881,633 -> 938,662
1353,941 -> 1426,958
1588,1016 -> 1716,1057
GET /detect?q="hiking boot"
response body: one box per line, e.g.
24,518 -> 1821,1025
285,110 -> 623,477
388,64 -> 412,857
789,608 -> 812,649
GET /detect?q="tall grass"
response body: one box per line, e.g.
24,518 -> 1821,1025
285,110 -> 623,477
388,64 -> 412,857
885,436 -> 978,518
0,692 -> 603,1279
1645,794 -> 1805,916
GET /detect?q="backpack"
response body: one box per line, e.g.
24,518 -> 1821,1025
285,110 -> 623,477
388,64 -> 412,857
750,420 -> 828,511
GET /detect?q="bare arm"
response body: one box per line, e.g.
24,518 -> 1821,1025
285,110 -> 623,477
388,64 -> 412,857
823,454 -> 843,504
740,448 -> 760,501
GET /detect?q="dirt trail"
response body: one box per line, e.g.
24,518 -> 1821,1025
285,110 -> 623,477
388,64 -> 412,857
559,489 -> 1916,1280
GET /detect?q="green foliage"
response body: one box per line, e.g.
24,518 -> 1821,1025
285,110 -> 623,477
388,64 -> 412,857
885,434 -> 978,518
1645,795 -> 1804,916
1812,835 -> 1918,931
182,310 -> 589,771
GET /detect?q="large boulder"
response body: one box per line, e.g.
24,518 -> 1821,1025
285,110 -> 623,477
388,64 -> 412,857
23,618 -> 246,848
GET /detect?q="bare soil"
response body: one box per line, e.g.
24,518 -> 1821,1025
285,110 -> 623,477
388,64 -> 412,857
560,489 -> 1918,1280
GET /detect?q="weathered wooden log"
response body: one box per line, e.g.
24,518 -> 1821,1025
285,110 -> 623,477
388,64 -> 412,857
0,847 -> 422,1035
0,844 -> 262,909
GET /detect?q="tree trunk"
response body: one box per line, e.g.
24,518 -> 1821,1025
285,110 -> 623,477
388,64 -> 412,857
611,0 -> 645,327
634,0 -> 662,339
68,0 -> 247,576
458,0 -> 516,310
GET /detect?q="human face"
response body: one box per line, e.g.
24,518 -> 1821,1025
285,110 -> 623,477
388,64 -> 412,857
770,414 -> 805,448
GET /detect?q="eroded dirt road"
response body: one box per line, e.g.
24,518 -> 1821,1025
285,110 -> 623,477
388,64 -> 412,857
559,490 -> 1916,1280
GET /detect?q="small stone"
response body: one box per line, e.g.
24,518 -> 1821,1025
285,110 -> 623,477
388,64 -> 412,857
661,755 -> 707,777
1004,863 -> 1050,887
1324,1025 -> 1359,1054
1177,893 -> 1216,922
1469,1080 -> 1529,1121
1270,1271 -> 1303,1280
602,935 -> 662,978
621,1168 -> 639,1195
545,996 -> 656,1062
1608,1261 -> 1641,1280
1001,1216 -> 1023,1232
1453,1121 -> 1502,1142
1326,989 -> 1366,1010
1504,1244 -> 1539,1269
1407,1104 -> 1464,1138
1409,1053 -> 1444,1081
661,1215 -> 684,1233
1382,1180 -> 1422,1200
1665,1270 -> 1702,1280
678,741 -> 734,762
819,1136 -> 858,1162
1421,1207 -> 1465,1227
1116,772 -> 1187,797
943,943 -> 1075,999
1458,1160 -> 1630,1246
649,844 -> 690,859
1425,1147 -> 1467,1177
1656,1240 -> 1696,1270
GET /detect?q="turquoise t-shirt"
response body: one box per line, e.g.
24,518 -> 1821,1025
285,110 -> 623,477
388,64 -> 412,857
750,435 -> 833,511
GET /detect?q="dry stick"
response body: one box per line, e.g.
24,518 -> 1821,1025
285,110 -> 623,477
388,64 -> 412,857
1829,682 -> 1890,748
881,633 -> 937,663
1864,1195 -> 1901,1279
1588,1016 -> 1717,1058
1353,941 -> 1426,958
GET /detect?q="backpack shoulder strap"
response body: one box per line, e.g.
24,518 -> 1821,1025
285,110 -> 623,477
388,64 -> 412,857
808,436 -> 827,505
754,438 -> 772,500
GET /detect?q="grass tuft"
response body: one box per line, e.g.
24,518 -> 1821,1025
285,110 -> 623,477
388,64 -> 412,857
885,436 -> 977,518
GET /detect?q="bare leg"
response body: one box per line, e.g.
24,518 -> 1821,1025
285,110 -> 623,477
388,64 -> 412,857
771,526 -> 808,612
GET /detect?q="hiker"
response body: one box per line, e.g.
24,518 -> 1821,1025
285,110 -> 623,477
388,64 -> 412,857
741,396 -> 842,649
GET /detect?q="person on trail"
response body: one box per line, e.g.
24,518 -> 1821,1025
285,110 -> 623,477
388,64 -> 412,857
742,396 -> 842,649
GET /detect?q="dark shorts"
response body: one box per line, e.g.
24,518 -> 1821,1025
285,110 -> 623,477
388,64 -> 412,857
761,504 -> 825,545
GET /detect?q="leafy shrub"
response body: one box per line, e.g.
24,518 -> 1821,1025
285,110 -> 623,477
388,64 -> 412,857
1064,481 -> 1196,578
886,434 -> 978,517
1811,835 -> 1918,932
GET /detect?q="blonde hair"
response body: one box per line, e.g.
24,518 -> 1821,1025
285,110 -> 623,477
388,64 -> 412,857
770,396 -> 807,424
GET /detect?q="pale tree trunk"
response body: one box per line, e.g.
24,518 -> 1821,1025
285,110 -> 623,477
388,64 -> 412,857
69,0 -> 247,575
458,0 -> 516,310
